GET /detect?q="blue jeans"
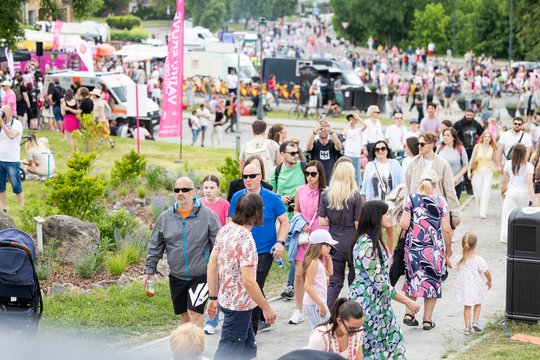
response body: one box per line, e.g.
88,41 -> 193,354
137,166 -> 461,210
0,161 -> 22,194
191,128 -> 200,145
215,307 -> 256,360
350,156 -> 362,186
287,259 -> 295,287
53,105 -> 63,121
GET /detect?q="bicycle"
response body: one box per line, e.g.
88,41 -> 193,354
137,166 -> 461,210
287,101 -> 321,120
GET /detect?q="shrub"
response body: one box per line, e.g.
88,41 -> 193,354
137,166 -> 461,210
110,27 -> 149,42
45,153 -> 107,220
19,200 -> 56,235
75,253 -> 102,279
136,185 -> 146,198
91,208 -> 141,244
217,156 -> 240,193
144,165 -> 174,191
73,113 -> 104,153
105,253 -> 128,276
35,238 -> 60,280
115,226 -> 151,253
150,194 -> 176,222
118,187 -> 128,197
106,15 -> 141,30
120,244 -> 142,265
111,150 -> 147,185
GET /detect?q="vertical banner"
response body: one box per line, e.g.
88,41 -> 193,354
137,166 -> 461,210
53,20 -> 63,51
5,49 -> 14,78
76,40 -> 94,73
158,0 -> 184,137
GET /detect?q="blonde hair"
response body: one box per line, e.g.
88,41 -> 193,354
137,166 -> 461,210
170,323 -> 205,360
418,169 -> 439,195
457,232 -> 478,270
326,161 -> 358,210
367,105 -> 380,117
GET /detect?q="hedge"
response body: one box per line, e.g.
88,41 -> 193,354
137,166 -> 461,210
106,15 -> 142,30
110,27 -> 149,42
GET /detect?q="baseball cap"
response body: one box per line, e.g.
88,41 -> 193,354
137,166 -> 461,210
409,118 -> 419,124
1,80 -> 12,87
309,229 -> 338,246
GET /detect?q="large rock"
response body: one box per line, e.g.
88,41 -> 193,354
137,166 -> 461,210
0,210 -> 16,231
42,215 -> 100,264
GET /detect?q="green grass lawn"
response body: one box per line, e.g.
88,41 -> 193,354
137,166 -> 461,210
262,108 -> 393,126
445,319 -> 540,359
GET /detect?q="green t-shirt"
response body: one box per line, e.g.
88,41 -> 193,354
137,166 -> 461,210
270,162 -> 306,218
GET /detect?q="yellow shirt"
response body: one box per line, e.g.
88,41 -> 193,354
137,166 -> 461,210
476,145 -> 494,171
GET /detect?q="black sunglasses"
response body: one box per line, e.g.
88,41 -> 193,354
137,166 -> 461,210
418,142 -> 427,147
174,187 -> 193,193
242,174 -> 260,179
374,146 -> 387,152
513,122 -> 523,126
342,320 -> 364,335
305,171 -> 319,177
287,151 -> 300,156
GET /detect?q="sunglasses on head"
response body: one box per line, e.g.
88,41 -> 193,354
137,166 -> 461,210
174,187 -> 193,193
287,151 -> 300,156
242,173 -> 260,179
374,146 -> 387,152
305,171 -> 319,177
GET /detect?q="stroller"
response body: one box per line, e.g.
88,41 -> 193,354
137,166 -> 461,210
0,228 -> 43,332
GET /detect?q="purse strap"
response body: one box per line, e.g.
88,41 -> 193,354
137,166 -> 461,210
307,212 -> 317,228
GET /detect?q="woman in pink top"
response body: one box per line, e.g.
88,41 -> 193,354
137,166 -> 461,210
288,160 -> 328,325
200,175 -> 230,226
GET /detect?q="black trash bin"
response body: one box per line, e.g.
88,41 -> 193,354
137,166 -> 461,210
342,88 -> 356,110
506,207 -> 540,322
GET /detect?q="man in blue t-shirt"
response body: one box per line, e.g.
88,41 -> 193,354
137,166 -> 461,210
229,163 -> 289,334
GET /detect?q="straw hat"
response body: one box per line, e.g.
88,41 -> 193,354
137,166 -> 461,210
90,88 -> 102,97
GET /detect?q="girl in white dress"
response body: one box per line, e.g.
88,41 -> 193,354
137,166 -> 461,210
452,232 -> 492,336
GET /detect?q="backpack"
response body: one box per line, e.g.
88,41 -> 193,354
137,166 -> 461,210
274,161 -> 307,192
244,139 -> 274,179
436,143 -> 464,165
13,85 -> 22,102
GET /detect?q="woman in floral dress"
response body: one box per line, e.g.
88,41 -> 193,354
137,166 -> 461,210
348,201 -> 420,359
399,169 -> 453,330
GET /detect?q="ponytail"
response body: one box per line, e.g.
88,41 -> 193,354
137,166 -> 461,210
320,298 -> 363,335
418,178 -> 434,195
457,232 -> 478,270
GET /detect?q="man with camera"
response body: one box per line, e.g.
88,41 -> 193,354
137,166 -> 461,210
269,140 -> 307,302
0,106 -> 24,211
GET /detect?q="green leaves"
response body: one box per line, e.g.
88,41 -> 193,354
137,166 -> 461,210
409,3 -> 451,52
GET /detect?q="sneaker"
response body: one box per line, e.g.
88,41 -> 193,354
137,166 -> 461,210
258,321 -> 271,333
281,285 -> 294,300
288,309 -> 305,325
203,324 -> 216,335
472,322 -> 483,332
464,328 -> 472,336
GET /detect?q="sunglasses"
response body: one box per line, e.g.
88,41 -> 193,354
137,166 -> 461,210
305,171 -> 319,177
173,187 -> 193,193
342,320 -> 364,335
418,142 -> 428,147
374,147 -> 387,152
513,123 -> 523,126
242,174 -> 260,179
287,151 -> 300,156
373,111 -> 380,114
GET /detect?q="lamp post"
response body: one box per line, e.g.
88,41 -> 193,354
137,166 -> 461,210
257,18 -> 267,120
233,32 -> 245,157
509,0 -> 513,65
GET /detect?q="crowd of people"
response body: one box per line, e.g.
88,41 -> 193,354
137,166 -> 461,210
142,94 -> 539,359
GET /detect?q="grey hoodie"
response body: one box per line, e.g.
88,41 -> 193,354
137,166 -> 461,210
144,198 -> 221,280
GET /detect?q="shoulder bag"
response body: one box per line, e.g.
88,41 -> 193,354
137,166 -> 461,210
298,212 -> 317,245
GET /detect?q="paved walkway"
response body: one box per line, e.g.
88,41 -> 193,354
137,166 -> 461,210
126,186 -> 507,359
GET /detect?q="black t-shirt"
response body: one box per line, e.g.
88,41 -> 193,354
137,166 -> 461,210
28,89 -> 39,108
309,139 -> 341,183
453,119 -> 484,152
16,85 -> 27,105
52,85 -> 65,106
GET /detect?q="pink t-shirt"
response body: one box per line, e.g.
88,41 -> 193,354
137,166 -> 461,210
297,185 -> 328,233
201,197 -> 230,226
215,223 -> 258,311
3,90 -> 16,115
303,260 -> 327,306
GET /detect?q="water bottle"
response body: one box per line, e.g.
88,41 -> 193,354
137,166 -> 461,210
271,246 -> 284,268
146,279 -> 155,297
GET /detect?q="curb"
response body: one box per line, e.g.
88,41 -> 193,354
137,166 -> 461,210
445,333 -> 491,359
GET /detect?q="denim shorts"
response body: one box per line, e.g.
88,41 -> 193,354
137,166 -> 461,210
0,161 -> 22,194
214,307 -> 256,360
53,105 -> 63,121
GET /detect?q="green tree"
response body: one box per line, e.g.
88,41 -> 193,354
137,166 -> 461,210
515,0 -> 540,60
0,0 -> 25,49
40,0 -> 104,20
408,3 -> 451,52
186,0 -> 227,32
472,0 -> 509,58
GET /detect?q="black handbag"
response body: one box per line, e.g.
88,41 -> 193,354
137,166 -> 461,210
389,229 -> 407,286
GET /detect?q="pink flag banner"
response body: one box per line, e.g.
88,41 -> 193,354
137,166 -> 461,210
52,20 -> 63,51
4,49 -> 14,78
158,0 -> 184,138
76,40 -> 94,74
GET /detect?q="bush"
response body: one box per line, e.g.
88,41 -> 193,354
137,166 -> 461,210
106,15 -> 141,30
111,150 -> 147,185
133,5 -> 173,20
144,165 -> 174,191
73,113 -> 105,153
150,194 -> 176,222
105,253 -> 128,276
35,238 -> 60,280
120,244 -> 142,265
75,253 -> 102,279
91,208 -> 141,244
19,200 -> 56,235
45,153 -> 107,220
217,156 -> 240,193
110,27 -> 149,42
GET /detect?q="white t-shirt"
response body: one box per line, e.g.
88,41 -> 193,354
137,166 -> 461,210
0,119 -> 23,162
385,124 -> 407,151
405,129 -> 420,139
196,108 -> 212,127
504,161 -> 534,193
343,127 -> 363,157
132,127 -> 151,140
312,78 -> 322,94
498,131 -> 532,164
363,119 -> 384,144
226,74 -> 238,90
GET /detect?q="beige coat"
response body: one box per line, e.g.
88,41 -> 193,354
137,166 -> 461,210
404,154 -> 461,217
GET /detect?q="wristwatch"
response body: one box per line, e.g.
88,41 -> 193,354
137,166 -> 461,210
276,240 -> 285,246
209,296 -> 218,301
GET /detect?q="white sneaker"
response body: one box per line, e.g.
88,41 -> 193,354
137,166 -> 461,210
203,324 -> 216,335
288,308 -> 305,324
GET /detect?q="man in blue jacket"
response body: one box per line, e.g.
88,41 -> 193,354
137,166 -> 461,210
143,176 -> 221,327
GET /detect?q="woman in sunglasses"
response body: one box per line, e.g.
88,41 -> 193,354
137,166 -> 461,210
306,298 -> 365,360
287,160 -> 327,325
349,201 -> 420,358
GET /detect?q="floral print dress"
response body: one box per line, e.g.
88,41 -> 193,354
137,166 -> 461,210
402,193 -> 448,298
348,234 -> 406,359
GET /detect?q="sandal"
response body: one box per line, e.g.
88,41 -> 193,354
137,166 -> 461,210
423,321 -> 436,330
403,314 -> 419,327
